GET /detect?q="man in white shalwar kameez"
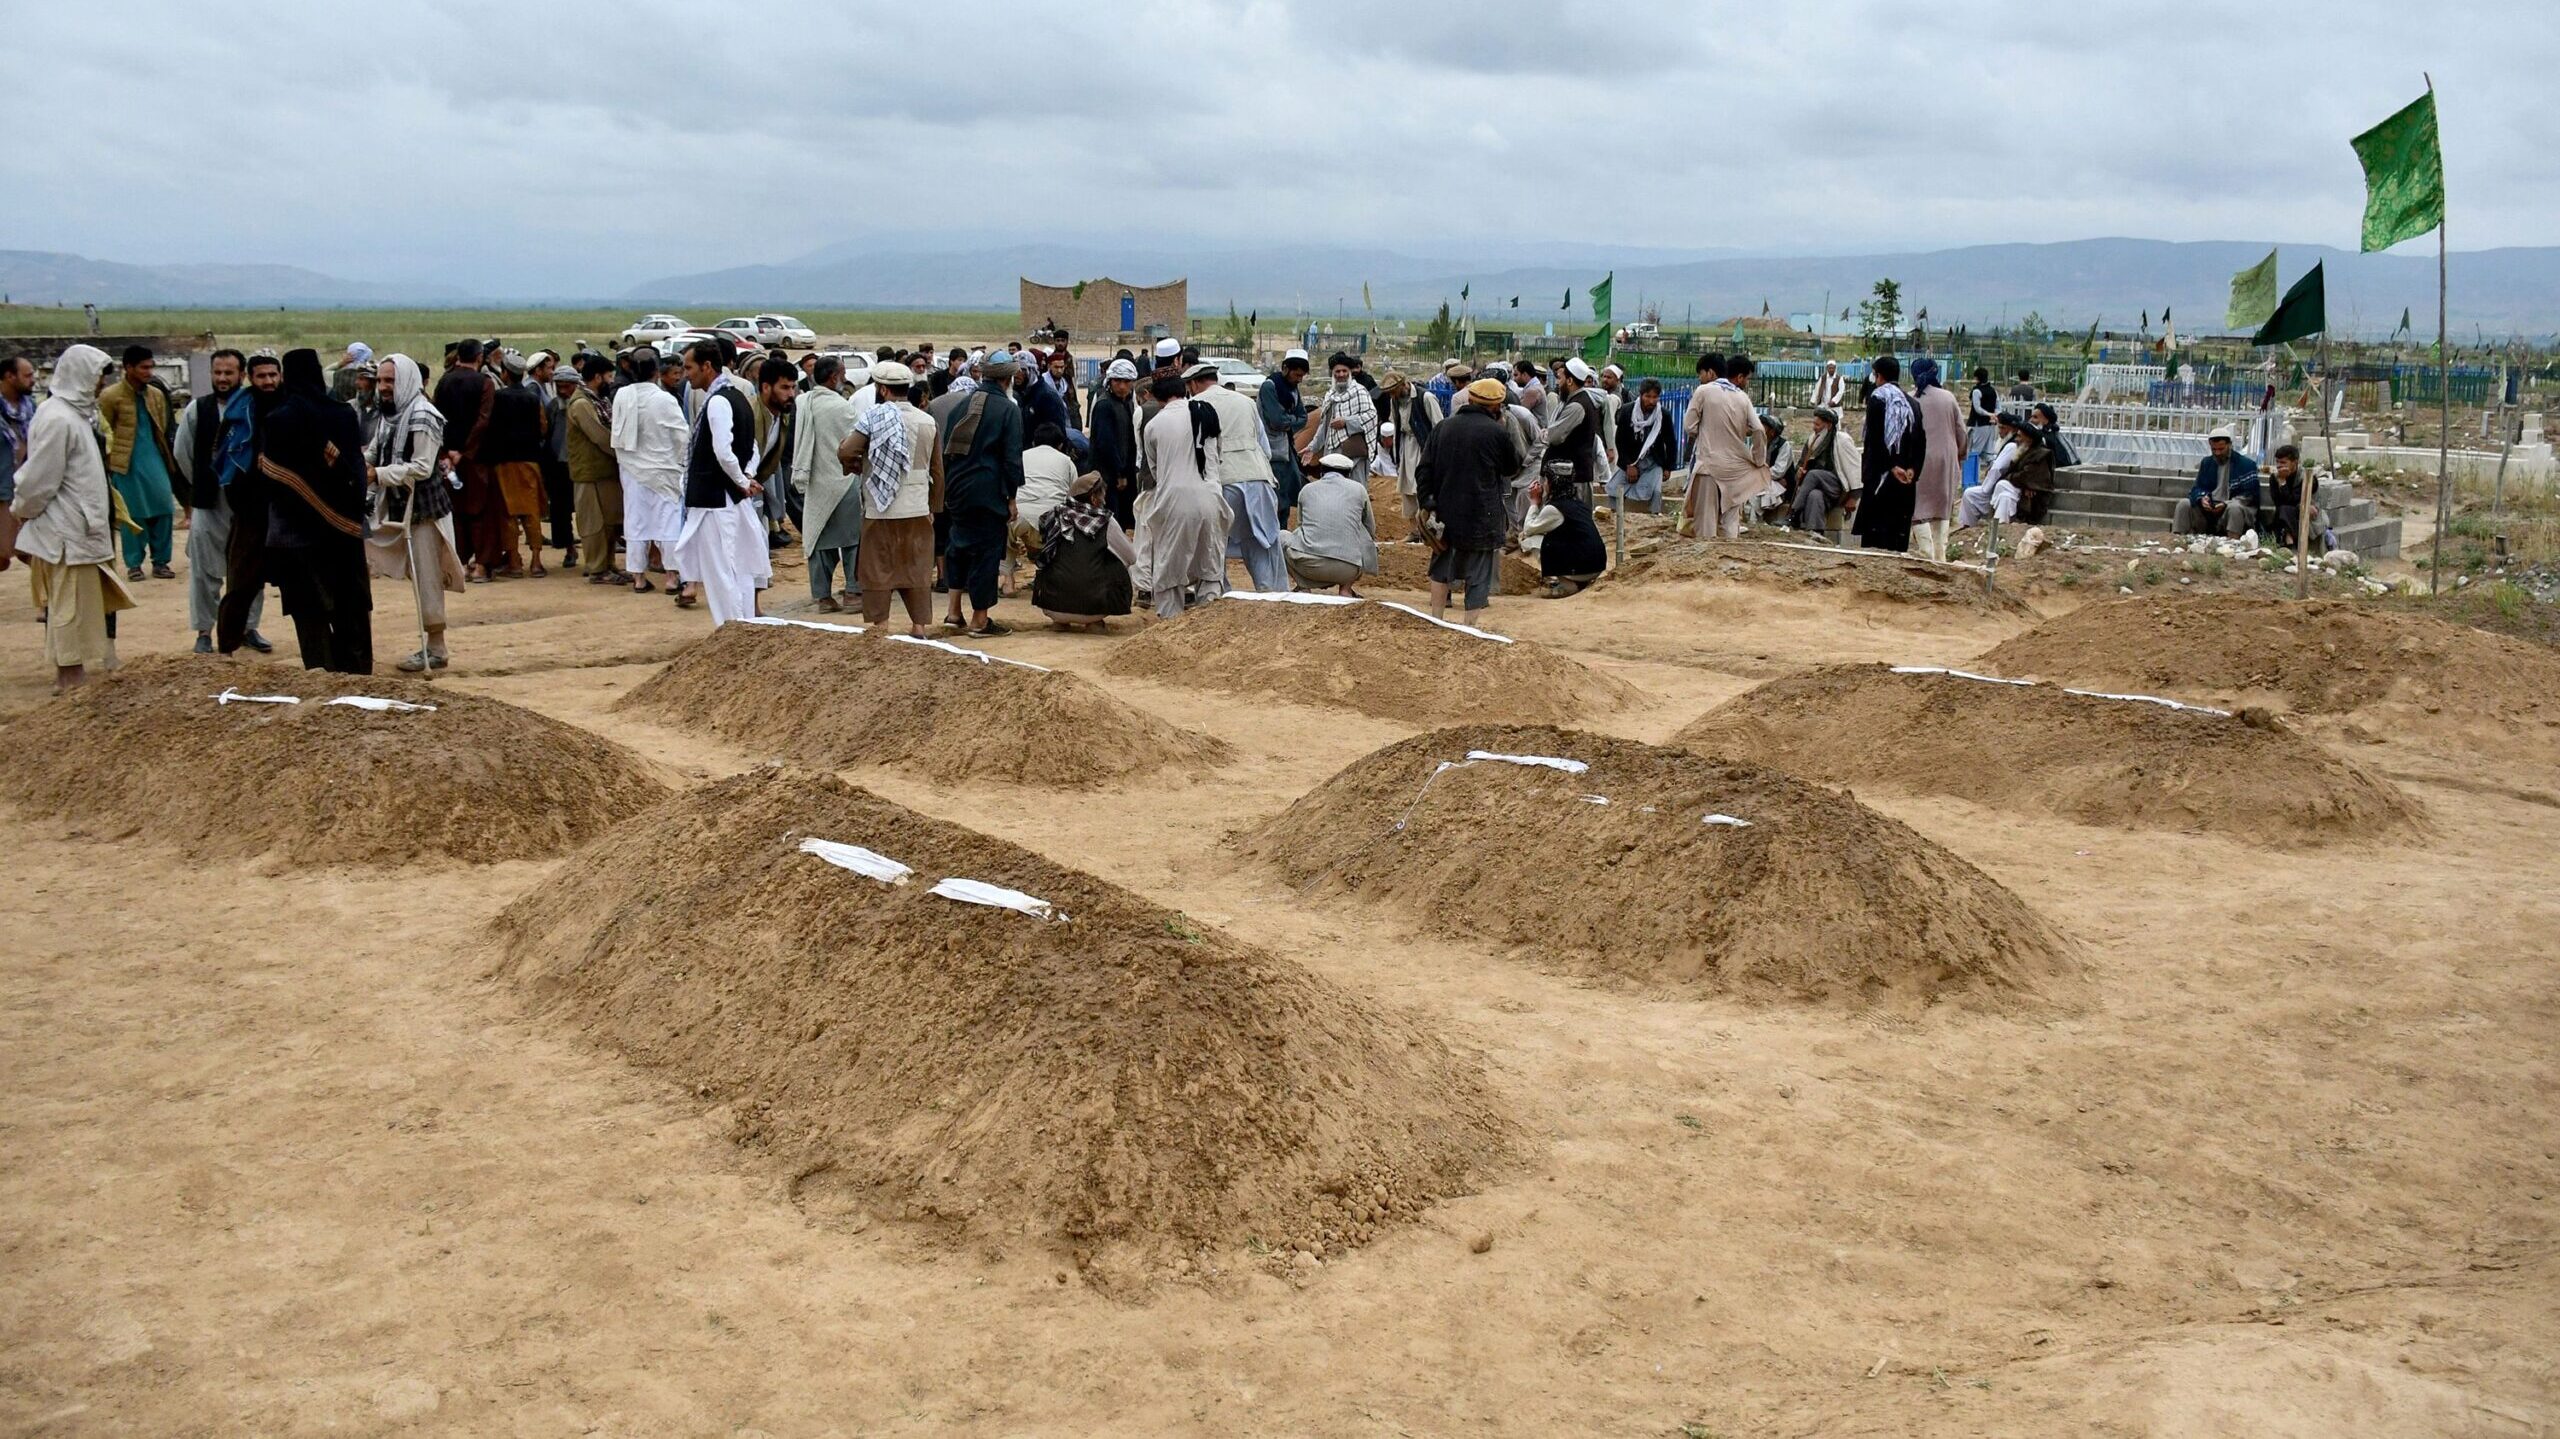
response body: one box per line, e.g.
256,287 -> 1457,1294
674,345 -> 791,626
612,347 -> 691,597
1137,372 -> 1233,618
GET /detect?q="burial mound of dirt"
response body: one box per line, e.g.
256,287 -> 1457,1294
1103,597 -> 1639,726
1241,724 -> 2074,1009
0,656 -> 666,865
1977,595 -> 2560,757
1613,534 -> 2037,616
487,768 -> 1514,1282
1370,541 -> 1546,596
619,622 -> 1230,786
1675,664 -> 2422,845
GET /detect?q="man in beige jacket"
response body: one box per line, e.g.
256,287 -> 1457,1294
1683,353 -> 1768,540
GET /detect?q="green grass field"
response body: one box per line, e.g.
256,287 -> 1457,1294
0,305 -> 1026,361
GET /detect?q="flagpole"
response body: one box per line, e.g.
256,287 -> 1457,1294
2427,73 -> 2451,596
2302,328 -> 2329,599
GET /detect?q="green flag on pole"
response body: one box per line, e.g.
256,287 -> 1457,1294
1579,328 -> 1612,364
1590,272 -> 1613,326
1361,281 -> 1372,312
2250,261 -> 2326,346
2227,248 -> 2280,329
2352,91 -> 2445,252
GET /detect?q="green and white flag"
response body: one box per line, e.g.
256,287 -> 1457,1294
2352,90 -> 2445,252
2227,248 -> 2279,330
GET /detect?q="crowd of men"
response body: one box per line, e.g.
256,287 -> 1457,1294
3,322 -> 2107,695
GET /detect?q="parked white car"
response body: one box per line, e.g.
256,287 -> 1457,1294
618,314 -> 691,347
756,314 -> 818,348
711,315 -> 817,350
1212,356 -> 1263,393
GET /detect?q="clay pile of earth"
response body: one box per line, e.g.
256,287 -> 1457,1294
619,621 -> 1229,786
486,768 -> 1517,1287
1978,594 -> 2560,760
1241,724 -> 2075,1010
1676,663 -> 2423,845
1614,534 -> 2037,616
1103,596 -> 1638,725
0,656 -> 666,865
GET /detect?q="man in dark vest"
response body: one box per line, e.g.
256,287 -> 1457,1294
1532,357 -> 1611,595
674,340 -> 787,625
170,347 -> 271,652
215,352 -> 285,653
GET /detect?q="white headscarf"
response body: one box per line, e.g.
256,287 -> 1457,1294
369,353 -> 446,463
1875,374 -> 1914,451
382,353 -> 427,412
48,343 -> 108,419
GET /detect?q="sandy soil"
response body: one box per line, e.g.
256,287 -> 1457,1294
2,534 -> 2554,1437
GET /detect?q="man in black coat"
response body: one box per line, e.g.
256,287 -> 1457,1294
1087,357 -> 1141,531
258,349 -> 373,672
1413,376 -> 1523,625
1851,354 -> 1926,552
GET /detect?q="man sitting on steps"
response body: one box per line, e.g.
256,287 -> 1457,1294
2263,444 -> 2329,555
2174,429 -> 2260,539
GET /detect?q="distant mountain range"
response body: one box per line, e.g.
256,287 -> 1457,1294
0,250 -> 465,308
631,238 -> 2560,338
9,239 -> 2556,337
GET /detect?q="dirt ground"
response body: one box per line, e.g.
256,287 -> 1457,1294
2,533 -> 2555,1438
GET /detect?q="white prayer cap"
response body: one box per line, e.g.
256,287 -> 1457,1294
1282,347 -> 1309,364
1379,422 -> 1396,438
1153,337 -> 1182,360
1317,453 -> 1357,472
1182,361 -> 1218,381
1105,358 -> 1138,381
1601,363 -> 1623,378
1563,357 -> 1595,383
870,360 -> 915,385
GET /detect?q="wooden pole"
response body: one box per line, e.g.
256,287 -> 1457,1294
2490,361 -> 2516,518
1608,330 -> 1624,572
2429,74 -> 2452,596
2302,329 -> 2331,598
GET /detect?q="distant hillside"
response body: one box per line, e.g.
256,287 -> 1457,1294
0,250 -> 465,308
629,243 -> 1742,318
631,238 -> 2560,338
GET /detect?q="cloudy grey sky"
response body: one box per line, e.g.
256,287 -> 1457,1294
3,0 -> 2549,295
